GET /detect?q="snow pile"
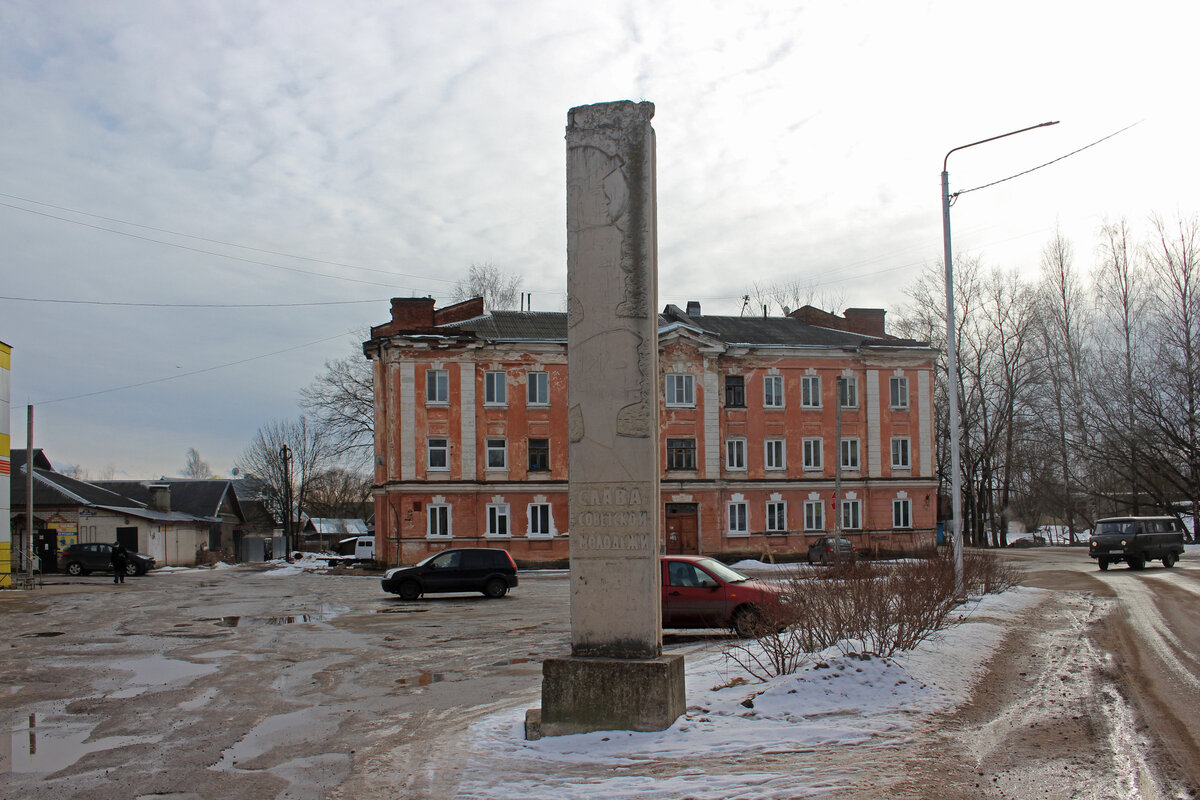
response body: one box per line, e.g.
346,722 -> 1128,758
455,587 -> 1044,800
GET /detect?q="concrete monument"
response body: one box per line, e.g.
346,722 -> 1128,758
528,100 -> 685,738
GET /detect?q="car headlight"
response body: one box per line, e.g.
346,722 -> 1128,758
1120,540 -> 1127,547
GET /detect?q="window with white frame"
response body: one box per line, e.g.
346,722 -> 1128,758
891,437 -> 911,470
484,371 -> 507,405
486,438 -> 507,469
800,375 -> 821,408
764,375 -> 784,408
528,503 -> 553,536
766,501 -> 787,532
765,438 -> 786,470
728,501 -> 748,534
893,498 -> 912,529
665,373 -> 695,406
840,438 -> 860,470
837,375 -> 858,408
428,504 -> 451,536
486,503 -> 510,536
426,369 -> 448,403
890,376 -> 909,409
726,438 -> 747,470
840,499 -> 862,530
528,371 -> 549,405
802,438 -> 823,471
427,438 -> 449,470
804,500 -> 824,531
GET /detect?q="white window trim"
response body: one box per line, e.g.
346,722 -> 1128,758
527,503 -> 554,537
800,375 -> 822,409
725,437 -> 747,471
665,373 -> 696,407
485,503 -> 511,537
426,369 -> 449,405
840,438 -> 860,471
838,375 -> 858,409
484,371 -> 507,406
527,371 -> 550,406
802,437 -> 823,471
890,376 -> 910,410
766,500 -> 787,532
803,500 -> 825,531
893,498 -> 912,529
427,504 -> 452,538
763,375 -> 785,409
840,499 -> 862,530
891,437 -> 911,470
765,438 -> 786,471
485,438 -> 508,470
727,501 -> 749,535
427,438 -> 450,471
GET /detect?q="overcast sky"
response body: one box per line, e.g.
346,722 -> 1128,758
3,0 -> 1196,479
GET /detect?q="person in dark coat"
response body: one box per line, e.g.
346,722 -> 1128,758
111,543 -> 129,584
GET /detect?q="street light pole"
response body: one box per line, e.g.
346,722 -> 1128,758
942,121 -> 1058,598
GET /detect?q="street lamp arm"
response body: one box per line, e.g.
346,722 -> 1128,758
943,121 -> 1059,172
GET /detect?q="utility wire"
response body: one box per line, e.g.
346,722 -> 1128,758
33,331 -> 355,406
0,295 -> 387,309
952,121 -> 1142,200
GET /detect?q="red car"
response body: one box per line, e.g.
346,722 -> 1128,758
661,555 -> 787,635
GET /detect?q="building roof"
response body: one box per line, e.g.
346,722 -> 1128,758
95,479 -> 245,522
442,310 -> 570,341
11,467 -> 218,524
302,518 -> 369,535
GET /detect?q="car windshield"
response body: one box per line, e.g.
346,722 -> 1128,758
1095,521 -> 1134,535
696,557 -> 750,583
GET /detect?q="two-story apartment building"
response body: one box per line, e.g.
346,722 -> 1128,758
364,297 -> 938,566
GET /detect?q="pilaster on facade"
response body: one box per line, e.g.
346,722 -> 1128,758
399,362 -> 416,481
459,361 -> 476,478
918,369 -> 933,478
702,370 -> 720,479
866,369 -> 881,477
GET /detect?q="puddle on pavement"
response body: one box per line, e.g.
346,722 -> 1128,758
371,607 -> 430,614
395,670 -> 462,687
489,657 -> 534,667
1,709 -> 155,775
107,654 -> 219,699
19,632 -> 65,638
203,604 -> 345,629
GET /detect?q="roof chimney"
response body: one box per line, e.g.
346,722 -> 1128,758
148,483 -> 171,513
842,308 -> 887,337
686,301 -> 701,318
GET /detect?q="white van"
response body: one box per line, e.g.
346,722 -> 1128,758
337,535 -> 375,561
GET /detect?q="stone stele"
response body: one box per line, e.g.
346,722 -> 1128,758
528,100 -> 685,739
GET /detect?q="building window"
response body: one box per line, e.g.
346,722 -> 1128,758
428,504 -> 451,537
890,376 -> 909,409
840,499 -> 862,530
726,438 -> 747,471
486,504 -> 509,536
528,503 -> 553,536
800,375 -> 821,408
837,376 -> 858,408
666,438 -> 696,470
528,371 -> 549,405
802,438 -> 823,471
426,369 -> 448,403
528,438 -> 550,471
427,438 -> 449,470
484,371 -> 507,405
893,498 -> 912,529
486,438 -> 507,470
804,500 -> 824,531
840,438 -> 860,471
766,501 -> 787,532
728,502 -> 748,534
665,373 -> 695,406
724,375 -> 745,408
764,375 -> 784,408
765,439 -> 786,470
891,437 -> 911,470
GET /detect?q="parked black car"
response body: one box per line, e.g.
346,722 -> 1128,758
1089,516 -> 1185,571
381,548 -> 518,599
806,536 -> 858,564
59,543 -> 156,576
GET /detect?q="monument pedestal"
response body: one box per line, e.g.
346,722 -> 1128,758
527,654 -> 685,739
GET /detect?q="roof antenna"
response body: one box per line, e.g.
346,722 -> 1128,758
763,304 -> 768,319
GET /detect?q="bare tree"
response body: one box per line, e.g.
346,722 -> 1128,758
182,448 -> 213,479
305,468 -> 373,520
237,417 -> 332,540
451,263 -> 522,311
748,278 -> 848,317
300,337 -> 374,468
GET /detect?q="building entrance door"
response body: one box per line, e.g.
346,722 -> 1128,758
664,503 -> 699,554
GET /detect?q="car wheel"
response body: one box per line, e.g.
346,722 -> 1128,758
1098,558 -> 1109,571
398,580 -> 422,600
1163,552 -> 1178,568
66,561 -> 84,577
732,606 -> 763,637
483,577 -> 508,599
125,562 -> 138,576
1127,554 -> 1145,570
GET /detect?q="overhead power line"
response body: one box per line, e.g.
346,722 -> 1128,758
0,295 -> 386,309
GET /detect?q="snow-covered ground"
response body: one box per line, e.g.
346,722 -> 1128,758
452,587 -> 1045,800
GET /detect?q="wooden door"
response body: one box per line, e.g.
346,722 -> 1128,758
664,503 -> 699,554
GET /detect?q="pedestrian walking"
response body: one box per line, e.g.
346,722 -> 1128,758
111,542 -> 128,584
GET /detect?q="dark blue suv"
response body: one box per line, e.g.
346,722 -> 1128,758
381,548 -> 518,599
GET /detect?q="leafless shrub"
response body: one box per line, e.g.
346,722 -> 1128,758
961,550 -> 1024,595
722,603 -> 813,681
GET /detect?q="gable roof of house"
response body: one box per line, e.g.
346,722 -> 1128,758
12,467 -> 217,524
95,479 -> 245,522
302,518 -> 369,535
